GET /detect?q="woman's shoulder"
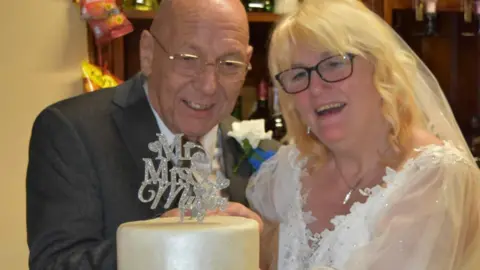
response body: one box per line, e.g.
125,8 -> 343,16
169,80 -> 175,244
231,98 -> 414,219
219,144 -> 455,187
250,144 -> 305,191
411,128 -> 443,148
271,144 -> 309,168
264,143 -> 299,162
399,128 -> 475,173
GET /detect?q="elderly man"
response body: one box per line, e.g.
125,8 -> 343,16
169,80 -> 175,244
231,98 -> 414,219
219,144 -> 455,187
26,0 -> 278,269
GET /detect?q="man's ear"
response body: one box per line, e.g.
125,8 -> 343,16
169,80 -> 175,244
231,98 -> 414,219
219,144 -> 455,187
139,30 -> 154,76
246,45 -> 254,62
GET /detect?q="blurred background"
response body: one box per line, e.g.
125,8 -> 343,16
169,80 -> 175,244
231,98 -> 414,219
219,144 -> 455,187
1,0 -> 479,269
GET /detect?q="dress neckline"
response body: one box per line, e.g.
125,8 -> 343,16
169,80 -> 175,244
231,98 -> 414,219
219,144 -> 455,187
295,141 -> 457,261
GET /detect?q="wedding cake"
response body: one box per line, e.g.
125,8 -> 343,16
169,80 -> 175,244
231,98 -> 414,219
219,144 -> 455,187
117,215 -> 260,270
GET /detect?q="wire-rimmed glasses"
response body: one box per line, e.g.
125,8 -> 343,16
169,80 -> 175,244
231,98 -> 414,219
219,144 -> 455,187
151,34 -> 252,81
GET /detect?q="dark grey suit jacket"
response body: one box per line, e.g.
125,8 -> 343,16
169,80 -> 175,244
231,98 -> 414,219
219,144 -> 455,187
26,74 -> 279,270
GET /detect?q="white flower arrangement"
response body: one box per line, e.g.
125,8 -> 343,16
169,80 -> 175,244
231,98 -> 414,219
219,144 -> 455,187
227,119 -> 274,173
227,119 -> 273,149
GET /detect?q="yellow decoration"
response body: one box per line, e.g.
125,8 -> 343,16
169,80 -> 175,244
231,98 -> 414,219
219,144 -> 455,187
81,61 -> 121,92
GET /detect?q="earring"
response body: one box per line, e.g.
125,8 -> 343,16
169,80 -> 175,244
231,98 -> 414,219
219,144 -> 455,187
307,126 -> 311,135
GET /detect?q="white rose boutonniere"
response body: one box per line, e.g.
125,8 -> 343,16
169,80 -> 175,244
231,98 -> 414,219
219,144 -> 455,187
227,119 -> 275,173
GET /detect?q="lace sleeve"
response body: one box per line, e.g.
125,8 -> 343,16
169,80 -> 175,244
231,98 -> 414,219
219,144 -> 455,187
246,145 -> 303,270
344,144 -> 480,270
246,145 -> 300,222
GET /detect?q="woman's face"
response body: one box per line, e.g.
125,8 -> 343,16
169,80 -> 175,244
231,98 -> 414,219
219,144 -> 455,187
285,46 -> 384,148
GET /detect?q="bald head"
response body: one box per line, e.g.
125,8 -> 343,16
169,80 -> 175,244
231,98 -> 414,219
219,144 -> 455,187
139,0 -> 253,140
150,0 -> 249,42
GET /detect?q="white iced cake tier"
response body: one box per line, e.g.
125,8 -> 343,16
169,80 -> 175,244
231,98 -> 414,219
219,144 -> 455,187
117,216 -> 260,270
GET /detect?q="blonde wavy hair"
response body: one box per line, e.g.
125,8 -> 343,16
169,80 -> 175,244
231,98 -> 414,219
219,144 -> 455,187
269,0 -> 425,167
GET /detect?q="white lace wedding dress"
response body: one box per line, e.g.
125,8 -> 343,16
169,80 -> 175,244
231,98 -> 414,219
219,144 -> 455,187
246,142 -> 480,270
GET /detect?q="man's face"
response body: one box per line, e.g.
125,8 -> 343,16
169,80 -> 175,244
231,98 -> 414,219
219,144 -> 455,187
140,9 -> 252,140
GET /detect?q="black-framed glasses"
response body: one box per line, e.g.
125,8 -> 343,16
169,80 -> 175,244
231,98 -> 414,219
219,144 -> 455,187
151,33 -> 252,80
274,53 -> 356,94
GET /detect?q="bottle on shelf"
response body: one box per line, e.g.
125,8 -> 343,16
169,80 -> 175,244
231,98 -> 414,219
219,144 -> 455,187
476,1 -> 480,35
461,0 -> 476,36
413,0 -> 425,36
266,86 -> 287,142
424,0 -> 438,36
464,0 -> 473,23
413,0 -> 438,36
123,0 -> 158,11
244,0 -> 274,12
248,79 -> 271,121
414,0 -> 424,22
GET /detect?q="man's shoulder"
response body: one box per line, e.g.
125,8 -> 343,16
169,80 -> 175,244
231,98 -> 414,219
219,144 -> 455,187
33,87 -> 116,130
35,74 -> 141,126
52,87 -> 116,114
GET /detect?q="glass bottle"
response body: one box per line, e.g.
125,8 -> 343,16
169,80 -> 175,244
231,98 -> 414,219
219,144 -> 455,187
424,0 -> 438,36
245,0 -> 274,12
266,87 -> 287,142
248,79 -> 271,121
123,0 -> 158,11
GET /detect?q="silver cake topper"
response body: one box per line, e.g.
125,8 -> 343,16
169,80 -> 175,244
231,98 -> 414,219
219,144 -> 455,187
138,133 -> 230,222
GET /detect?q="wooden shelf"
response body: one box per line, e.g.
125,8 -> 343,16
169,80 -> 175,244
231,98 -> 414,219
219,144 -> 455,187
124,9 -> 155,19
248,12 -> 280,22
124,10 -> 280,22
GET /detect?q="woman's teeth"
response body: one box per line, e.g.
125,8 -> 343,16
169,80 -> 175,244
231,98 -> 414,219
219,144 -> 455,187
315,103 -> 346,115
184,100 -> 213,110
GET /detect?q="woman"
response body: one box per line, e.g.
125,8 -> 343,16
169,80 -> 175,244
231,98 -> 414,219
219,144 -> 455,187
246,0 -> 480,269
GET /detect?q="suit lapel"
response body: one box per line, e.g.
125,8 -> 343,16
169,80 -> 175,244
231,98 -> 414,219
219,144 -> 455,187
111,74 -> 159,185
